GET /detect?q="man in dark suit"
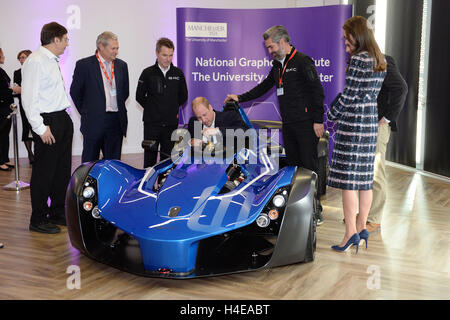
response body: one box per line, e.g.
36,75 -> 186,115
366,55 -> 408,233
70,31 -> 129,163
188,96 -> 248,148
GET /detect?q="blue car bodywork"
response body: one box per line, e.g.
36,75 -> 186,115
66,105 -> 318,278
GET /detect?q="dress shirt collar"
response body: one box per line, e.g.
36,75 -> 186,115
158,63 -> 171,75
40,46 -> 59,62
202,111 -> 217,144
204,111 -> 216,129
98,52 -> 113,66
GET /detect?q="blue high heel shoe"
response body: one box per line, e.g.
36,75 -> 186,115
332,233 -> 360,253
359,229 -> 369,249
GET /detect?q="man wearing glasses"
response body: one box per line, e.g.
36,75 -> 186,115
21,22 -> 73,234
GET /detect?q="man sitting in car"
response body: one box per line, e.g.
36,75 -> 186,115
187,96 -> 249,148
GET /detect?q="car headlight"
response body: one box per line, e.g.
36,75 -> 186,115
83,201 -> 93,211
82,186 -> 95,199
272,194 -> 286,207
268,209 -> 279,220
256,213 -> 270,228
92,206 -> 101,219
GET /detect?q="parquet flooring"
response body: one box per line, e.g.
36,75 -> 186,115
0,154 -> 449,300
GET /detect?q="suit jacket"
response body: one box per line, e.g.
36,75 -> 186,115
188,110 -> 249,142
377,55 -> 408,131
13,69 -> 22,86
13,69 -> 23,105
70,55 -> 129,138
0,67 -> 13,119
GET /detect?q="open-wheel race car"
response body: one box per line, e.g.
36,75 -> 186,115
65,102 -> 325,278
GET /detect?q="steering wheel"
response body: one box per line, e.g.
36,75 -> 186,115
188,140 -> 225,160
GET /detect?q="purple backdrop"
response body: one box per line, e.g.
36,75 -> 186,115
176,5 -> 352,157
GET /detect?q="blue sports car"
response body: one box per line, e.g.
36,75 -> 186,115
65,103 -> 323,278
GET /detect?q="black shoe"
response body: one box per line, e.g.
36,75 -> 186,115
48,215 -> 67,226
0,166 -> 11,171
29,222 -> 61,234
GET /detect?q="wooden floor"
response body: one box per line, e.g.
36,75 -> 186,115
0,153 -> 449,300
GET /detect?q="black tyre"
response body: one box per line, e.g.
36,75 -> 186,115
304,213 -> 317,262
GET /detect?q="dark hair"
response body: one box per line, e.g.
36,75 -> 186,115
40,22 -> 68,46
17,50 -> 32,60
343,16 -> 386,72
156,37 -> 174,52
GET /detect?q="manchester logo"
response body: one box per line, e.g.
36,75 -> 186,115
185,22 -> 227,38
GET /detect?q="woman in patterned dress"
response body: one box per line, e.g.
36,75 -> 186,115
327,16 -> 386,252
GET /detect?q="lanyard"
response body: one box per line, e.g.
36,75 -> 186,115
96,53 -> 114,87
278,48 -> 297,87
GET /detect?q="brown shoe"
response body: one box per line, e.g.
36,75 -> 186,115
366,222 -> 381,233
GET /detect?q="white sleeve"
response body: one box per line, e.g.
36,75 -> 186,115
21,59 -> 46,136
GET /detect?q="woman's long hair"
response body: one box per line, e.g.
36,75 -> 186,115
343,16 -> 386,72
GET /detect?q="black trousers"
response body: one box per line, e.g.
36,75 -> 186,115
0,116 -> 11,165
282,120 -> 319,172
143,122 -> 177,168
81,112 -> 123,163
282,120 -> 324,211
30,110 -> 73,224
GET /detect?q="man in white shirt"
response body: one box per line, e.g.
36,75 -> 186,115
21,22 -> 73,234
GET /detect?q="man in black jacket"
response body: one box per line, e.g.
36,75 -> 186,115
136,38 -> 188,168
225,25 -> 325,224
366,55 -> 408,233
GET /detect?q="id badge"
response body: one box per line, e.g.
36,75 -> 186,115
277,87 -> 284,96
110,88 -> 117,97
